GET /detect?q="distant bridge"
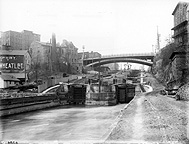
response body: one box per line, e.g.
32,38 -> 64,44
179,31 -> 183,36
83,52 -> 155,68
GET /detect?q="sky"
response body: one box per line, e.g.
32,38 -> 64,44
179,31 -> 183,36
0,0 -> 187,56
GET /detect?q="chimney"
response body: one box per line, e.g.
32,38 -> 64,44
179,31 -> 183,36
52,33 -> 56,49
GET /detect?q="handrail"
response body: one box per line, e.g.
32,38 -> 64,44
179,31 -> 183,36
101,52 -> 155,58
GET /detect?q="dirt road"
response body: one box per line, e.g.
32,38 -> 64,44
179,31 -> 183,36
106,74 -> 189,144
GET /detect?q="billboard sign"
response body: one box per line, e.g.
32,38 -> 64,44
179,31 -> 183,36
0,55 -> 24,72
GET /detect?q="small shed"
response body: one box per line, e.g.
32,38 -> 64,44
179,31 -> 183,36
0,74 -> 20,88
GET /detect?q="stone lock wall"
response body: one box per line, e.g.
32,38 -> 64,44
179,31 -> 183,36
186,45 -> 189,82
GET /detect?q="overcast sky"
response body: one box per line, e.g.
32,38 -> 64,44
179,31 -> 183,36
0,0 -> 187,55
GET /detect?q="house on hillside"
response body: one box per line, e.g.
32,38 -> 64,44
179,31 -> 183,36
0,74 -> 20,88
170,2 -> 189,85
30,38 -> 81,76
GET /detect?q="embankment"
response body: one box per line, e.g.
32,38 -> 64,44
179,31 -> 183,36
0,94 -> 67,117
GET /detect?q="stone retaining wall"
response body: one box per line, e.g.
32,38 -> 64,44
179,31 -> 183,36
0,94 -> 67,116
176,83 -> 189,101
0,101 -> 64,117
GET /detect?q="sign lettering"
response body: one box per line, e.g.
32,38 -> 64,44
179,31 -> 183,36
0,55 -> 24,72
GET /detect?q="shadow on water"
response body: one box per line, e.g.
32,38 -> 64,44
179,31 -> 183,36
1,104 -> 116,121
1,103 -> 126,141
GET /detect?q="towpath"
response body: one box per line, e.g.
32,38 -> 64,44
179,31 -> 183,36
106,74 -> 189,144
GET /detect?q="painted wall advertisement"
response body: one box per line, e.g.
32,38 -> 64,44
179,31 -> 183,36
0,55 -> 24,72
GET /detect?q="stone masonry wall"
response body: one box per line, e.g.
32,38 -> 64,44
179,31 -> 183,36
172,54 -> 186,82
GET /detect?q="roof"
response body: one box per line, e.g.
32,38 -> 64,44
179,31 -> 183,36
172,2 -> 189,15
169,47 -> 186,59
171,20 -> 188,30
0,75 -> 20,81
0,50 -> 28,55
36,42 -> 74,49
39,42 -> 51,46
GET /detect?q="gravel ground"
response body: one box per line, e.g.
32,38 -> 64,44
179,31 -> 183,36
105,73 -> 189,144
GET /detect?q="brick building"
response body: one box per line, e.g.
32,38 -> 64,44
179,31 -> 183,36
170,2 -> 189,84
61,40 -> 80,74
0,30 -> 40,50
30,39 -> 81,75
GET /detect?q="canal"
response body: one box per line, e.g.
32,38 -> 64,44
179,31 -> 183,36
1,104 -> 126,141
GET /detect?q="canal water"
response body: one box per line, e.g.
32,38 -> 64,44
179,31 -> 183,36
1,104 -> 126,141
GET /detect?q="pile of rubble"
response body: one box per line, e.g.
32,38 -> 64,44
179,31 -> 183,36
175,83 -> 189,101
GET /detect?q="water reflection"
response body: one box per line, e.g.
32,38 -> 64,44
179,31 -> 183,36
1,104 -> 125,141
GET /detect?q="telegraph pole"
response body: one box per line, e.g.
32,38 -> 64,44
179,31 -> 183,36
82,45 -> 85,73
24,54 -> 27,83
98,58 -> 101,93
49,39 -> 53,75
156,26 -> 160,52
92,51 -> 94,70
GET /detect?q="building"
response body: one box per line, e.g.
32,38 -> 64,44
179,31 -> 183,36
78,51 -> 102,71
29,38 -> 81,76
0,50 -> 31,83
21,30 -> 40,50
61,40 -> 80,74
0,30 -> 40,50
88,51 -> 101,59
78,51 -> 101,59
170,2 -> 189,83
172,2 -> 188,47
0,74 -> 20,88
29,41 -> 51,65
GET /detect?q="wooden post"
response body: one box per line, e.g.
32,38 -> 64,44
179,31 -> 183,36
98,58 -> 101,93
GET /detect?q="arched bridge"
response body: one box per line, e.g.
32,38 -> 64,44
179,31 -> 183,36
83,52 -> 155,68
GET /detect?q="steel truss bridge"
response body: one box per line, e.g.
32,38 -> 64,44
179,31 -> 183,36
83,52 -> 155,68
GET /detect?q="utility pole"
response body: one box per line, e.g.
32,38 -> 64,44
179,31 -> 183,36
82,45 -> 85,73
152,45 -> 154,53
92,51 -> 94,70
98,58 -> 101,93
36,52 -> 39,84
49,39 -> 53,75
24,54 -> 27,83
140,65 -> 144,84
156,26 -> 161,52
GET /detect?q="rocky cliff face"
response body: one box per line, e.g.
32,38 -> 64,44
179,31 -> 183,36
152,43 -> 189,101
152,43 -> 177,87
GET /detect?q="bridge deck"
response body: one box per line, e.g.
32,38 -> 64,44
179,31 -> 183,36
101,52 -> 155,58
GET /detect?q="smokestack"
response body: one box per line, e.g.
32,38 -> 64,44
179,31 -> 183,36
51,33 -> 57,71
52,33 -> 56,49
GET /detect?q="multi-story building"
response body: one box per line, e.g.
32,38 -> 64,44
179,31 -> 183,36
172,2 -> 188,47
29,41 -> 51,66
0,30 -> 40,50
21,30 -> 40,50
78,51 -> 101,59
30,38 -> 81,76
170,2 -> 189,84
61,40 -> 80,74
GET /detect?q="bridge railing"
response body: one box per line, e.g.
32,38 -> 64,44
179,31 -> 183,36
85,58 -> 153,67
101,52 -> 155,58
